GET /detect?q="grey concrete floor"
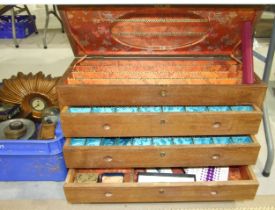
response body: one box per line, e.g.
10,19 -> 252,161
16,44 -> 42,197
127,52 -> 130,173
0,30 -> 274,199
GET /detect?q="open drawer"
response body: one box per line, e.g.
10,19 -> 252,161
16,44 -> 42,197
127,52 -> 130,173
63,136 -> 260,168
60,105 -> 262,137
64,166 -> 258,203
57,68 -> 267,108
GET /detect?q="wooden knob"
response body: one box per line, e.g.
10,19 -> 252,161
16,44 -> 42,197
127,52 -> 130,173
160,119 -> 166,125
104,156 -> 113,162
159,188 -> 165,194
160,90 -> 167,97
213,122 -> 221,128
210,191 -> 218,195
212,154 -> 220,160
105,192 -> 113,197
103,124 -> 111,130
160,151 -> 166,157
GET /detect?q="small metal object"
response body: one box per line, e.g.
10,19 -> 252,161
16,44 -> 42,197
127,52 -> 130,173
38,106 -> 60,140
160,151 -> 166,157
74,173 -> 98,184
160,90 -> 167,97
213,122 -> 221,128
9,120 -> 24,130
38,118 -> 56,140
104,192 -> 113,197
42,106 -> 60,124
212,154 -> 220,160
103,124 -> 111,130
0,118 -> 35,140
104,156 -> 113,162
4,120 -> 27,139
0,103 -> 20,122
210,191 -> 218,195
159,188 -> 165,194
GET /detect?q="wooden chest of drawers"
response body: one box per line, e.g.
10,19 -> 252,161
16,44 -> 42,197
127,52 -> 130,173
57,5 -> 266,203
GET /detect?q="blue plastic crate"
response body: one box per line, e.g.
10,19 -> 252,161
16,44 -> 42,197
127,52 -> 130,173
0,122 -> 67,181
0,15 -> 36,39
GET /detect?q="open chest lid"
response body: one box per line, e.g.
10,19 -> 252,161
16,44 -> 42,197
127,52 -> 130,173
59,5 -> 262,57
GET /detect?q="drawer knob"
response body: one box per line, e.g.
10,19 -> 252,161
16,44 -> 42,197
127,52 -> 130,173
210,191 -> 218,195
213,122 -> 221,128
160,119 -> 166,125
160,152 -> 166,157
212,154 -> 220,160
104,156 -> 113,162
105,192 -> 113,197
103,124 -> 111,130
160,90 -> 167,97
159,188 -> 165,194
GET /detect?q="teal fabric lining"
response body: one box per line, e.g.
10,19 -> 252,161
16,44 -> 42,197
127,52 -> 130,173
70,136 -> 252,146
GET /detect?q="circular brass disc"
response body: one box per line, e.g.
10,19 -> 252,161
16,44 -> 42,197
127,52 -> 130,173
0,119 -> 36,140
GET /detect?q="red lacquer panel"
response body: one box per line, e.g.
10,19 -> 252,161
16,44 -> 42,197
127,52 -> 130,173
59,6 -> 261,57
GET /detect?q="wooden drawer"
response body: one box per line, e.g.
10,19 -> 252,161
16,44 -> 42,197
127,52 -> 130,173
60,105 -> 262,137
64,166 -> 258,203
63,136 -> 260,168
57,65 -> 266,108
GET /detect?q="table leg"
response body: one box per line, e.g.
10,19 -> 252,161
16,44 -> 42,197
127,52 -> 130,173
43,5 -> 50,49
11,8 -> 19,48
262,17 -> 275,177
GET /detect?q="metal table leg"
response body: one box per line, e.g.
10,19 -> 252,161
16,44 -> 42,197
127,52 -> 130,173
262,17 -> 275,177
43,5 -> 50,49
53,5 -> 64,33
24,5 -> 38,34
11,8 -> 19,48
43,5 -> 64,49
263,102 -> 274,176
10,5 -> 38,48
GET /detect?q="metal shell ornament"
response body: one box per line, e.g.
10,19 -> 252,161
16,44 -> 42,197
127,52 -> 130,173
0,72 -> 60,119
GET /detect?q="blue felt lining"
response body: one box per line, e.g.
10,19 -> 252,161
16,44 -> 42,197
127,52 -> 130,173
70,136 -> 252,146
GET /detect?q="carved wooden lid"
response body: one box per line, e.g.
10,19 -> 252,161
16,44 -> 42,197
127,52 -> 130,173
59,6 -> 262,57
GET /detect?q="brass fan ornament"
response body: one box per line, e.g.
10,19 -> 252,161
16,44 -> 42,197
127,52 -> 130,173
0,72 -> 60,119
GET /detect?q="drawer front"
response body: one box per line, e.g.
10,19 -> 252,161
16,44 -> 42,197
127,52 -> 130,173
64,137 -> 260,168
57,77 -> 266,108
64,167 -> 258,203
61,108 -> 262,137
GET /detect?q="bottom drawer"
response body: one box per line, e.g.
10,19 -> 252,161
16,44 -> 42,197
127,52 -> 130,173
64,166 -> 258,203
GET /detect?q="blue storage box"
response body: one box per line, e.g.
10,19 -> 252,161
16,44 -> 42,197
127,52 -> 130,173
0,15 -> 36,39
0,122 -> 67,181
